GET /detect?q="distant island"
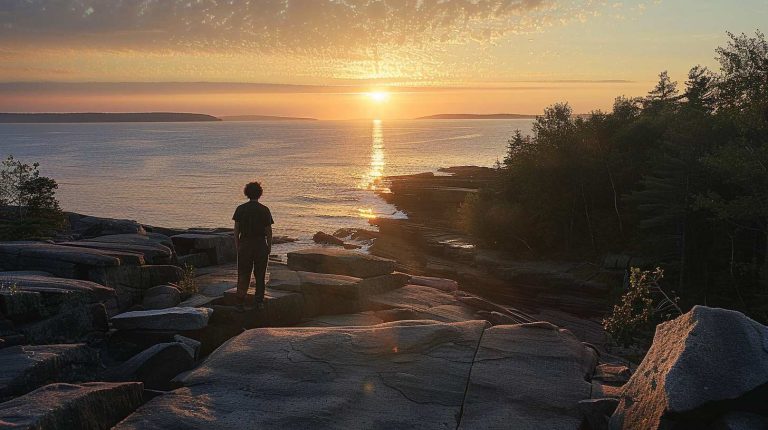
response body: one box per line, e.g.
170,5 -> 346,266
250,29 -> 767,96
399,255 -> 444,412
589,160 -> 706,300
221,115 -> 317,121
416,113 -> 537,120
0,112 -> 221,123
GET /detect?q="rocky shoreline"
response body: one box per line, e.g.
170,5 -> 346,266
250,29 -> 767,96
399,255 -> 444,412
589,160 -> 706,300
1,202 -> 767,428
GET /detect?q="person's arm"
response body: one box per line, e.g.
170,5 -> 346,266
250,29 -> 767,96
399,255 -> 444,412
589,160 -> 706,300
233,221 -> 240,251
265,225 -> 273,253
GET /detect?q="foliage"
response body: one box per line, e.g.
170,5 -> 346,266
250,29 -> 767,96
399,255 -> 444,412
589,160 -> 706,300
170,264 -> 198,296
602,267 -> 681,347
460,31 -> 768,321
0,156 -> 65,240
0,281 -> 20,295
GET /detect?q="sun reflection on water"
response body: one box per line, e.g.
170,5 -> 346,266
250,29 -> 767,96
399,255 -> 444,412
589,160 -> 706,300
357,119 -> 387,219
359,119 -> 387,191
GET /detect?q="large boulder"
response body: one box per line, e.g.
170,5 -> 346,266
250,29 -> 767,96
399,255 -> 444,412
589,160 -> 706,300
115,320 -> 489,429
141,285 -> 181,310
171,233 -> 235,265
67,213 -> 145,237
312,231 -> 344,246
0,344 -> 99,399
458,322 -> 597,429
610,306 -> 768,429
105,342 -> 196,390
287,248 -> 395,278
0,382 -> 143,429
293,271 -> 364,316
110,307 -> 212,331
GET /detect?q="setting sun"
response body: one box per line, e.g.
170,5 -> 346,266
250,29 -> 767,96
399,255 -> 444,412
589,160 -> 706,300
366,91 -> 390,103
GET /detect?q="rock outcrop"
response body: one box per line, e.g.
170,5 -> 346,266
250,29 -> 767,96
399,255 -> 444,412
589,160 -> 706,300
459,322 -> 597,429
610,306 -> 768,429
110,307 -> 212,331
0,382 -> 143,429
142,285 -> 181,310
0,240 -> 182,310
171,233 -> 235,266
287,248 -> 395,278
115,320 -> 599,429
312,231 -> 345,246
105,342 -> 196,390
0,344 -> 99,399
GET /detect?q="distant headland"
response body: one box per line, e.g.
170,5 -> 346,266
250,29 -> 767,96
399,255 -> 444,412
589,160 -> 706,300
415,113 -> 537,120
0,112 -> 221,123
220,115 -> 318,121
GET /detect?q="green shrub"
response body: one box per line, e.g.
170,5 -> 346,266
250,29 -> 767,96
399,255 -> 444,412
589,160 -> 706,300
602,267 -> 682,347
0,155 -> 65,240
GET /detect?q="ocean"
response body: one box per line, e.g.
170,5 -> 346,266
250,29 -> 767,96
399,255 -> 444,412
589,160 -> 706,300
0,119 -> 534,251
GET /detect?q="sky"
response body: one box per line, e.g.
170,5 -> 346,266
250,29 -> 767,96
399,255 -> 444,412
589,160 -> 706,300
0,0 -> 766,119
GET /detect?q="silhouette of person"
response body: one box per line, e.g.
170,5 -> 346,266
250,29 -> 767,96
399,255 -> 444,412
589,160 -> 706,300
232,181 -> 274,309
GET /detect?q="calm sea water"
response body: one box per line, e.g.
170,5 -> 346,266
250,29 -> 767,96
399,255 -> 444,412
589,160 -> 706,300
0,119 -> 533,250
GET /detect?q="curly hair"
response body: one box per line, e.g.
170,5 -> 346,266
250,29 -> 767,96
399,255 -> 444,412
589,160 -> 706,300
243,181 -> 263,200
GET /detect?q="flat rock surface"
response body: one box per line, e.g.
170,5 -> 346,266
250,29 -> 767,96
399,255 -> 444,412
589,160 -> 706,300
459,322 -> 596,430
0,382 -> 143,429
0,272 -> 115,303
60,240 -> 172,264
364,284 -> 480,323
287,248 -> 395,278
299,312 -> 386,327
0,242 -> 122,267
88,233 -> 173,248
111,307 -> 212,331
116,320 -> 488,430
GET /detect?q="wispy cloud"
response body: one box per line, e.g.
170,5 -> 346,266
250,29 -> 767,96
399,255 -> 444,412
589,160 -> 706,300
1,0 -> 594,56
0,80 -> 635,96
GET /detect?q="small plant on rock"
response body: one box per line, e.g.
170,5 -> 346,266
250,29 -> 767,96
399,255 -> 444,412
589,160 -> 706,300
0,281 -> 20,295
603,267 -> 682,348
170,264 -> 198,296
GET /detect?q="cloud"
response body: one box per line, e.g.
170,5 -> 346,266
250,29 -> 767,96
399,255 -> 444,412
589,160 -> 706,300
0,0 -> 590,57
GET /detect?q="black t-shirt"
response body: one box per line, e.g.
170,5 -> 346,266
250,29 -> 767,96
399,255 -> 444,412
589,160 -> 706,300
232,201 -> 274,239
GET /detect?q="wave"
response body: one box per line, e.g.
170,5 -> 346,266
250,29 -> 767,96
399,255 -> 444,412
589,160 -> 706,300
294,195 -> 359,203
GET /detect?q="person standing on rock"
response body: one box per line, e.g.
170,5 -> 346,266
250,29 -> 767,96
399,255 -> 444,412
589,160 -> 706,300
233,181 -> 274,310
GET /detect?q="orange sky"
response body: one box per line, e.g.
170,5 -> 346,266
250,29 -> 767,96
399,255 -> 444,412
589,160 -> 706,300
1,1 -> 766,119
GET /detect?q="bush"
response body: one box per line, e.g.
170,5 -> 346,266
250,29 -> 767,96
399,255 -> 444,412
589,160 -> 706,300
602,267 -> 682,347
0,155 -> 65,240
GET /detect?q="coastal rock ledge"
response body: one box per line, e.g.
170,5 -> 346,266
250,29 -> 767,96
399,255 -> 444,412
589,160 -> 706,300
2,220 -> 768,429
114,320 -> 597,429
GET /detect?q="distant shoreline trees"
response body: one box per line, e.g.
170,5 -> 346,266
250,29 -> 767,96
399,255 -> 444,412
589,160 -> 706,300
461,31 -> 768,322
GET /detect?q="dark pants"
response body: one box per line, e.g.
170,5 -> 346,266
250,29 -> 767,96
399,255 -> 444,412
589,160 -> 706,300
236,237 -> 269,302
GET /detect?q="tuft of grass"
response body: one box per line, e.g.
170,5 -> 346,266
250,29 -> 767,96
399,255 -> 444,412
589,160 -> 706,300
170,264 -> 198,296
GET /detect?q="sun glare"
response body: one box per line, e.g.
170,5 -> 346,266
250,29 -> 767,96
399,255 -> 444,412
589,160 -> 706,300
366,91 -> 390,103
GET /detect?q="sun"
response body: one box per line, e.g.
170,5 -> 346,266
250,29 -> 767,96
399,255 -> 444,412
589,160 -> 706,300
366,91 -> 390,103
